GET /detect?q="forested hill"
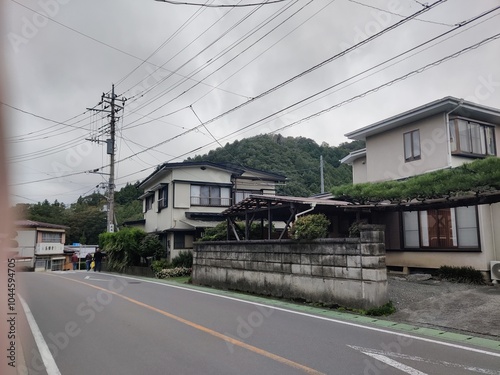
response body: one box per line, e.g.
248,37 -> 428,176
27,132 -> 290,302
186,134 -> 364,197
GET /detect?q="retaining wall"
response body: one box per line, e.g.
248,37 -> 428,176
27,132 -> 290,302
193,225 -> 387,309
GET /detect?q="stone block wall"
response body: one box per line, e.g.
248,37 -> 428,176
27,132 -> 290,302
192,225 -> 387,309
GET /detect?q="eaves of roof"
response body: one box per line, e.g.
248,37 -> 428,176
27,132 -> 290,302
345,96 -> 500,141
15,220 -> 69,230
139,161 -> 286,188
340,148 -> 366,165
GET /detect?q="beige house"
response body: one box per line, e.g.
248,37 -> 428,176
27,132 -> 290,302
15,220 -> 69,271
341,96 -> 500,277
138,162 -> 286,260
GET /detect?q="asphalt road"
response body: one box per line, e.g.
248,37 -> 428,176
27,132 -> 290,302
12,271 -> 500,375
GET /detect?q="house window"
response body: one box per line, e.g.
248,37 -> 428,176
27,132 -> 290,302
174,233 -> 185,249
449,119 -> 496,156
157,185 -> 168,212
145,194 -> 154,212
41,232 -> 62,243
190,185 -> 231,206
402,206 -> 479,250
404,130 -> 421,161
235,190 -> 260,203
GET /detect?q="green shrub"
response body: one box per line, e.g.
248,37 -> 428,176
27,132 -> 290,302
151,259 -> 170,273
438,266 -> 485,285
172,251 -> 193,268
348,220 -> 368,238
290,214 -> 331,240
156,267 -> 192,279
199,222 -> 229,241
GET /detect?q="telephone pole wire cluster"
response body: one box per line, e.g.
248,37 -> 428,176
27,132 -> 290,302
88,84 -> 126,232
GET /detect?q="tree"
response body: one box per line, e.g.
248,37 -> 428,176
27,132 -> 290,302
99,227 -> 147,271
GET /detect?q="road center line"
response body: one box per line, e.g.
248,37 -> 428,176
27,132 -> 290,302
51,274 -> 325,375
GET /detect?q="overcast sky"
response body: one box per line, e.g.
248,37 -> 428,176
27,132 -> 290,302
2,0 -> 499,206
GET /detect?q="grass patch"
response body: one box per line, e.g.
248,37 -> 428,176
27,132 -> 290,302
365,301 -> 396,316
308,301 -> 395,316
170,276 -> 192,284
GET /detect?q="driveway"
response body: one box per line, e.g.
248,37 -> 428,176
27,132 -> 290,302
386,276 -> 500,339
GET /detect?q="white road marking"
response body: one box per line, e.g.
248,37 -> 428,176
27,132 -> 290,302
361,352 -> 428,375
349,345 -> 500,374
84,275 -> 110,281
19,295 -> 61,375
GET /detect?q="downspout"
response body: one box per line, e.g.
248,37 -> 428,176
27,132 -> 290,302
445,99 -> 464,168
295,203 -> 317,222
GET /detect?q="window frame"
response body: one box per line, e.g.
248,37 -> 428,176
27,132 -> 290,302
144,194 -> 154,212
449,117 -> 496,157
234,189 -> 261,204
403,129 -> 421,162
174,232 -> 185,249
400,206 -> 480,251
157,185 -> 168,212
190,184 -> 231,207
41,232 -> 63,243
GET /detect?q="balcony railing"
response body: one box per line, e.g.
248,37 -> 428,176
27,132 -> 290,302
190,197 -> 231,207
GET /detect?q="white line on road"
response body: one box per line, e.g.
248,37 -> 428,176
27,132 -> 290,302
19,295 -> 61,375
84,275 -> 110,281
362,352 -> 428,375
348,345 -> 500,374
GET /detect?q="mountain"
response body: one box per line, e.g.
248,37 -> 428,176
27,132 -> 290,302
186,134 -> 364,197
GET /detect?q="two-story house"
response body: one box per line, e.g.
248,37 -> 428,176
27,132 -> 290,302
15,220 -> 69,271
138,162 -> 286,260
341,96 -> 500,277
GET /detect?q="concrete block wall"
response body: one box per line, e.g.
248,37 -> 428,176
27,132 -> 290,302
193,225 -> 387,309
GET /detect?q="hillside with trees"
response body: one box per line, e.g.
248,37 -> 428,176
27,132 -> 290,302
187,134 -> 364,197
16,135 -> 363,243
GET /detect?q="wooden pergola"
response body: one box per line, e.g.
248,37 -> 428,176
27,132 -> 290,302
222,191 -> 500,241
222,195 -> 352,240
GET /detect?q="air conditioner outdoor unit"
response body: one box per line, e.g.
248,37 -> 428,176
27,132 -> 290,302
491,261 -> 500,281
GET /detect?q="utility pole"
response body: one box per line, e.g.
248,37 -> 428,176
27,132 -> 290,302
89,84 -> 126,233
320,155 -> 325,194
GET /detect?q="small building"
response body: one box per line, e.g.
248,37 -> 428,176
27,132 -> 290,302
15,220 -> 69,271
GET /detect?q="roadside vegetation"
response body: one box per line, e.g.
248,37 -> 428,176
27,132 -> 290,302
152,251 -> 193,280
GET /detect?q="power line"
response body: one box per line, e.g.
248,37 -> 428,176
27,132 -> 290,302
154,0 -> 289,7
270,32 -> 500,134
121,0 -> 270,119
9,0 -> 248,103
115,0 -> 446,159
1,102 -> 90,141
115,1 -> 211,87
120,29 -> 500,176
122,0 -> 306,130
347,0 -> 454,27
214,6 -> 500,142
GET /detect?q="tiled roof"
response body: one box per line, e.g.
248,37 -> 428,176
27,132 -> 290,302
15,220 -> 69,230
